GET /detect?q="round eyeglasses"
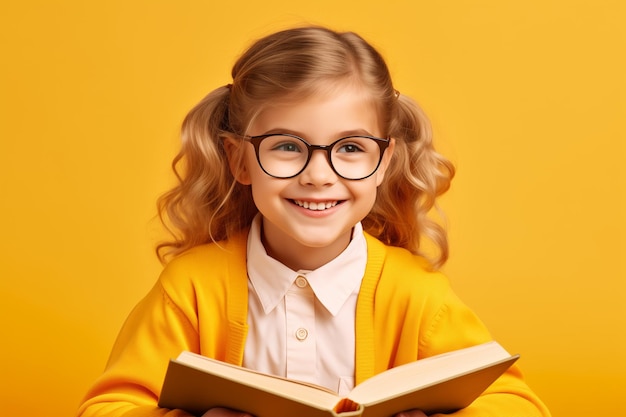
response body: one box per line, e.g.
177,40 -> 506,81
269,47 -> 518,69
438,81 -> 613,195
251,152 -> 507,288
242,133 -> 391,180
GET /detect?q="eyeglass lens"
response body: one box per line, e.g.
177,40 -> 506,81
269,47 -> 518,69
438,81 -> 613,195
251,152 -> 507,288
256,135 -> 384,180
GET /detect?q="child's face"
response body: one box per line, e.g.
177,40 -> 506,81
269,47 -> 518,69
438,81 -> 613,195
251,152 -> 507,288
226,85 -> 394,270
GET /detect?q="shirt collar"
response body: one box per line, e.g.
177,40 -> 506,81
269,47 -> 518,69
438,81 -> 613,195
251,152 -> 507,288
246,215 -> 367,316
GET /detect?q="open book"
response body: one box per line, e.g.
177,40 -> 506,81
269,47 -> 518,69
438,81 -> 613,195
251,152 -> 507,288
158,341 -> 519,417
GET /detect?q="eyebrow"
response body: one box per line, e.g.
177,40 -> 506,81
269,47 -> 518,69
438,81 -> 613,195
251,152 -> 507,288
259,128 -> 377,138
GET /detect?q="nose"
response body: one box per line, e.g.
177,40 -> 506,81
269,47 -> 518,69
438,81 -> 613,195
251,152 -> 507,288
298,149 -> 337,186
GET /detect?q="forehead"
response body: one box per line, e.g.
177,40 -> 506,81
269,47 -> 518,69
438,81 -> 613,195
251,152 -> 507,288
248,84 -> 383,139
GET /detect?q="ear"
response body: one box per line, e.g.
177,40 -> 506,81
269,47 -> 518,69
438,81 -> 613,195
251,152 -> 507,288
223,137 -> 252,185
375,137 -> 396,186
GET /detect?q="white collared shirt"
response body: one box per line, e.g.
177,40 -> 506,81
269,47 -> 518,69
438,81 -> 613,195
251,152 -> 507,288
243,215 -> 367,395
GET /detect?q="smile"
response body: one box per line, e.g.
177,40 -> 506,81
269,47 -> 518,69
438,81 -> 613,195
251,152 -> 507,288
293,200 -> 339,211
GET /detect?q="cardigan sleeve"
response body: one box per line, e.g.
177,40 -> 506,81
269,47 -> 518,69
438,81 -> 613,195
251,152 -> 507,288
367,241 -> 551,417
422,289 -> 552,417
76,236 -> 249,417
76,252 -> 213,417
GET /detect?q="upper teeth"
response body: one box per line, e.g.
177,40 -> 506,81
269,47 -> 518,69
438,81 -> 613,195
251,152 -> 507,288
294,200 -> 338,210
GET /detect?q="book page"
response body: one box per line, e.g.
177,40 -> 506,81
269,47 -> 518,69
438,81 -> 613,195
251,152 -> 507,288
177,352 -> 342,409
348,342 -> 511,404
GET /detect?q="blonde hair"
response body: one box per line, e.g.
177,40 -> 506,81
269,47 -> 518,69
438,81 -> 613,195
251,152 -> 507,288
157,26 -> 455,269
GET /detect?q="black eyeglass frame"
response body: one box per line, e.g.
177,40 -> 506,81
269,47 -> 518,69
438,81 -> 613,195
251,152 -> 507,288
242,133 -> 391,180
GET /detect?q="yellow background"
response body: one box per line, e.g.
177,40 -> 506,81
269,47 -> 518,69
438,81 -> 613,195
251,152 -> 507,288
1,1 -> 624,415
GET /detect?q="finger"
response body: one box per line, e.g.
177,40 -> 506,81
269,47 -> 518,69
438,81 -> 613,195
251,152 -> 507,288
202,407 -> 254,417
394,410 -> 427,417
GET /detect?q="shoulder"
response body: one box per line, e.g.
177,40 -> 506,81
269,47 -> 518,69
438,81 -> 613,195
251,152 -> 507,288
363,235 -> 484,338
364,233 -> 451,296
158,230 -> 249,292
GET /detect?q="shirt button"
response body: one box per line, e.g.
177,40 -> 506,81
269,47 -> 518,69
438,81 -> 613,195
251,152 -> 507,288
295,276 -> 308,288
295,328 -> 308,341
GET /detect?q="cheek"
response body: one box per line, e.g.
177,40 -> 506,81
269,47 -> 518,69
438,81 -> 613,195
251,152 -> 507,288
352,180 -> 379,209
248,167 -> 282,205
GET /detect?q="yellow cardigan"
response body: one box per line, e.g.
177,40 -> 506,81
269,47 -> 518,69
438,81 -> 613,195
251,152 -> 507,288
77,232 -> 550,417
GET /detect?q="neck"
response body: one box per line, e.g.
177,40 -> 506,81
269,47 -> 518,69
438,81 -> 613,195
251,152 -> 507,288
260,223 -> 352,271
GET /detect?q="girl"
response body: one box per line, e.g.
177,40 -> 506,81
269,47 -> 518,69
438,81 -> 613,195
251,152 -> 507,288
77,26 -> 550,417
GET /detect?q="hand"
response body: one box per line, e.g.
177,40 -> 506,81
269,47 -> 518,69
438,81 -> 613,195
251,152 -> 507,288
202,407 -> 253,417
394,410 -> 428,417
201,407 -> 424,417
